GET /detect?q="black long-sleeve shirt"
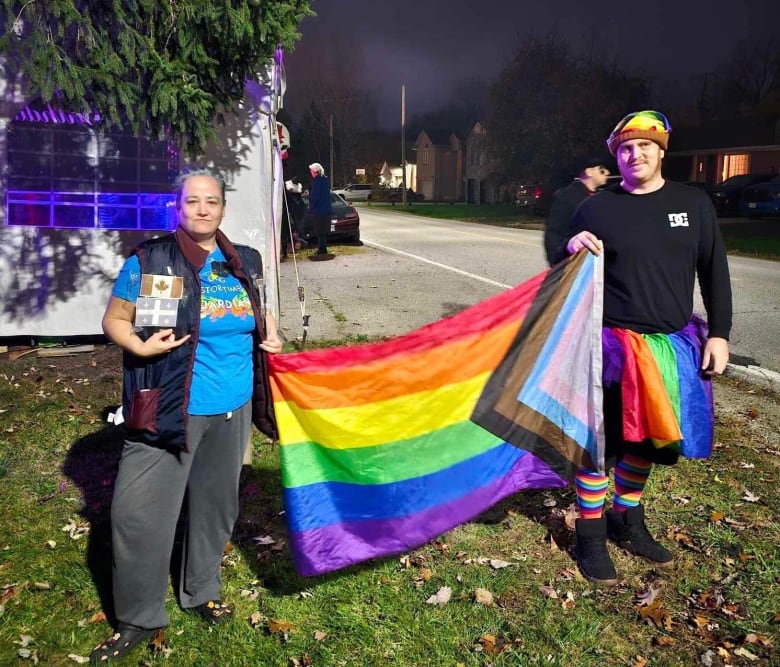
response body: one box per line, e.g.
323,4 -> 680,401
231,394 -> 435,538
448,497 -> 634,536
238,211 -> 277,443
544,179 -> 593,266
557,181 -> 732,339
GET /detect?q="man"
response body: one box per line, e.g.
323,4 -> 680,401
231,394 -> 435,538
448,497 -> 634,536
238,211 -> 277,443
557,110 -> 732,585
544,156 -> 611,265
308,162 -> 332,256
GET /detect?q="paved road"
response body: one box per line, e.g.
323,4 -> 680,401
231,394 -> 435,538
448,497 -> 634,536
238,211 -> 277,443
277,207 -> 780,376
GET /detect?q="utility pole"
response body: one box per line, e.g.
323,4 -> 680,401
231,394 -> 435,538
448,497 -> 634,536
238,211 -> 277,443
401,85 -> 407,207
329,113 -> 334,186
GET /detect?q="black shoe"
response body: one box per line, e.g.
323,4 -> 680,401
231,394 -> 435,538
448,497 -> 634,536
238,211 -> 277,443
90,625 -> 161,664
575,517 -> 618,586
606,504 -> 673,567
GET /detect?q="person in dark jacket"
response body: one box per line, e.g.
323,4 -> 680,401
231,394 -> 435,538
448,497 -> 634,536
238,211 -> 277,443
90,167 -> 282,664
559,111 -> 732,586
308,162 -> 332,255
543,156 -> 610,266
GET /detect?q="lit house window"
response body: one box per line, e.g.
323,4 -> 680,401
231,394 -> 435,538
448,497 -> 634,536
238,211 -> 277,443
720,154 -> 749,181
5,105 -> 178,230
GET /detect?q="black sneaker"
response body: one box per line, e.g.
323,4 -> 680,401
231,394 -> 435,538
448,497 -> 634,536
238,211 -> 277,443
606,504 -> 673,567
575,517 -> 618,586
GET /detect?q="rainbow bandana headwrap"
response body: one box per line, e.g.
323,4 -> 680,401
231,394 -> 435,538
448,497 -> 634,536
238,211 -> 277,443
607,110 -> 672,156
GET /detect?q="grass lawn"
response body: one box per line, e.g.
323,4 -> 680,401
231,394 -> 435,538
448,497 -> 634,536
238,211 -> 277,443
369,203 -> 780,260
1,346 -> 778,666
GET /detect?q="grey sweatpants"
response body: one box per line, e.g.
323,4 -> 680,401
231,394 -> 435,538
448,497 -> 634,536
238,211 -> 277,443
110,401 -> 250,629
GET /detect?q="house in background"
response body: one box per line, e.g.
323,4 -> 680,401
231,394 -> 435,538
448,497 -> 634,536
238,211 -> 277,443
664,115 -> 780,184
464,121 -> 502,204
379,160 -> 417,191
413,130 -> 463,202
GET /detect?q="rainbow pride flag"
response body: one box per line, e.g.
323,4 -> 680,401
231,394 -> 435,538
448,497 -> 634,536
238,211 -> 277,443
269,251 -> 605,576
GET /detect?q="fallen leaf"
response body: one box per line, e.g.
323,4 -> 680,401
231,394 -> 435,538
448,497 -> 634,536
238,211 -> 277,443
473,588 -> 494,606
743,633 -> 773,647
313,630 -> 327,641
653,635 -> 676,646
33,582 -> 50,590
46,541 -> 56,550
89,611 -> 107,624
636,586 -> 660,607
149,629 -> 168,655
417,568 -> 433,582
631,656 -> 648,667
249,611 -> 264,628
561,590 -> 576,610
710,511 -> 724,522
733,647 -> 759,661
563,503 -> 579,530
67,655 -> 89,664
425,586 -> 452,606
539,585 -> 558,599
253,535 -> 276,545
489,559 -> 513,569
269,618 -> 296,634
477,634 -> 499,655
700,649 -> 715,666
741,490 -> 760,503
636,601 -> 673,630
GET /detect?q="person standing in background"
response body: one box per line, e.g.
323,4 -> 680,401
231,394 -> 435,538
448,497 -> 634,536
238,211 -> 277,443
544,156 -> 611,266
308,162 -> 332,256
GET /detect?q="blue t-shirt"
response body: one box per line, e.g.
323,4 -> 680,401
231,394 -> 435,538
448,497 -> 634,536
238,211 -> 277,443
112,247 -> 255,415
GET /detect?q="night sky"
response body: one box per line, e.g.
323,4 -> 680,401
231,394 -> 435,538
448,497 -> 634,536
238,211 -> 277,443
284,0 -> 780,128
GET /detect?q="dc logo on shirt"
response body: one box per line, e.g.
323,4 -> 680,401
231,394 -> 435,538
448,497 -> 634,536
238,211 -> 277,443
668,212 -> 689,227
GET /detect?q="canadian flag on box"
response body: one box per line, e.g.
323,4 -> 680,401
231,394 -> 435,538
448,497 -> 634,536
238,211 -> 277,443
134,274 -> 184,327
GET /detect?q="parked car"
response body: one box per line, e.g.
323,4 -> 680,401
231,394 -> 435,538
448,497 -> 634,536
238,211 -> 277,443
705,173 -> 775,216
738,176 -> 780,218
300,192 -> 360,243
514,183 -> 542,208
514,183 -> 553,215
388,187 -> 425,203
332,183 -> 373,202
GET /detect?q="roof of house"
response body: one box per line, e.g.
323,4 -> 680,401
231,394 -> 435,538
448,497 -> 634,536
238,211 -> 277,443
414,129 -> 461,148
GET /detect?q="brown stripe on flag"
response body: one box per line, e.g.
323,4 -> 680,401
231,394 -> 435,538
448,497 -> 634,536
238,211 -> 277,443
471,252 -> 595,479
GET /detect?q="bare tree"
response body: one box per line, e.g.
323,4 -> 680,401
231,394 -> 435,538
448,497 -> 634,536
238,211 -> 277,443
711,37 -> 780,116
284,42 -> 377,186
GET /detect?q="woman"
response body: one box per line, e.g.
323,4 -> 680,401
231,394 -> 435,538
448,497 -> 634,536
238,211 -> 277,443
91,167 -> 282,663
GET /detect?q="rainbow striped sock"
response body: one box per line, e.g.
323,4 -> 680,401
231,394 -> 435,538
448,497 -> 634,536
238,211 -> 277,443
575,470 -> 609,519
613,454 -> 652,511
